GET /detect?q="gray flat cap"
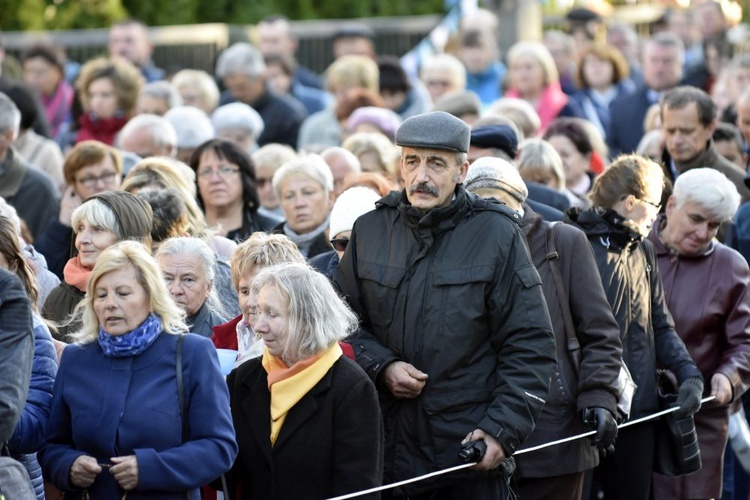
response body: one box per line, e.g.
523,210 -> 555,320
395,111 -> 470,153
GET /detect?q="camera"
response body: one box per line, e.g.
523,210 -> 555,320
458,439 -> 487,463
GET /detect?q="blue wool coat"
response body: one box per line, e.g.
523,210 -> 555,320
40,332 -> 238,499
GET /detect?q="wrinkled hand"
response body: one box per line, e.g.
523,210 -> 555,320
70,455 -> 102,488
582,407 -> 617,456
110,455 -> 139,491
462,429 -> 506,471
711,373 -> 732,406
675,377 -> 704,417
59,186 -> 82,226
381,361 -> 428,399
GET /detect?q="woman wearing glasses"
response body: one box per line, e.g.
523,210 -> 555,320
565,155 -> 703,500
42,191 -> 153,342
35,141 -> 123,279
189,139 -> 276,242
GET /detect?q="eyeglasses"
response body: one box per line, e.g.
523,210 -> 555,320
637,196 -> 662,211
77,172 -> 118,188
330,238 -> 349,252
197,165 -> 241,179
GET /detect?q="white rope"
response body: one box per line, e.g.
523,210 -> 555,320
326,396 -> 716,500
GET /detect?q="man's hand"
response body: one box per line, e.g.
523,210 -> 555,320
462,429 -> 506,471
70,455 -> 102,488
711,373 -> 732,406
582,407 -> 617,456
381,361 -> 428,399
59,186 -> 82,227
110,455 -> 139,491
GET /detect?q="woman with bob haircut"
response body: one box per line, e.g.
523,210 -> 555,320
40,241 -> 237,499
272,154 -> 335,259
171,69 -> 221,116
72,57 -> 144,146
42,191 -> 153,342
504,41 -> 584,132
543,117 -> 603,200
189,139 -> 277,242
648,168 -> 750,499
564,155 -> 703,499
226,262 -> 382,499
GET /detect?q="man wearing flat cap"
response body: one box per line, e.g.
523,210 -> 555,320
335,111 -> 556,498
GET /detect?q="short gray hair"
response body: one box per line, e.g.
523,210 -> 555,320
140,80 -> 183,109
164,106 -> 215,149
252,263 -> 357,364
71,199 -> 122,239
671,168 -> 740,222
211,103 -> 265,142
0,92 -> 21,138
216,42 -> 266,79
119,113 -> 178,151
273,154 -> 334,199
0,197 -> 22,236
517,138 -> 565,191
155,236 -> 227,317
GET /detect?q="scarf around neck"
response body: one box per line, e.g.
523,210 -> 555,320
282,215 -> 330,257
98,313 -> 162,358
262,343 -> 342,445
63,255 -> 93,292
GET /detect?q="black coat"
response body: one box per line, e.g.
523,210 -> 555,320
334,187 -> 556,494
515,207 -> 622,478
607,85 -> 655,157
226,355 -> 383,500
565,207 -> 701,417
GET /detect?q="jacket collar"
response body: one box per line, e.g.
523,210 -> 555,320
663,140 -> 721,178
394,185 -> 470,233
566,206 -> 642,251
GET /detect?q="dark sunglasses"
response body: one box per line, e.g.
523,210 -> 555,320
330,238 -> 349,252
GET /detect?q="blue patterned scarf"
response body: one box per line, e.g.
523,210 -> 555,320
98,313 -> 163,358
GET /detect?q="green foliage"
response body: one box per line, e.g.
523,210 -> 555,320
0,0 -> 444,30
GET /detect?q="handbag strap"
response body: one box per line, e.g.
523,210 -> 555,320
545,222 -> 582,375
176,334 -> 188,443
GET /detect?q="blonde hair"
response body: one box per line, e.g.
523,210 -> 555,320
121,158 -> 208,239
507,41 -> 559,87
70,241 -> 188,343
325,55 -> 380,95
342,132 -> 398,179
230,232 -> 304,290
171,69 -> 221,114
517,138 -> 566,191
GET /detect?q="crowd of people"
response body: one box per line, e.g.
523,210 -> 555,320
2,1 -> 750,499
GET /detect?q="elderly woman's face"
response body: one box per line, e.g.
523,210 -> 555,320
237,266 -> 260,325
178,85 -> 210,114
509,55 -> 545,97
279,174 -> 332,234
75,219 -> 119,270
196,148 -> 244,211
88,77 -> 119,119
157,253 -> 212,317
73,155 -> 121,200
93,265 -> 151,336
136,94 -> 170,116
254,284 -> 288,358
217,128 -> 254,154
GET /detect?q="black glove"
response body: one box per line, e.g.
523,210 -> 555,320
675,377 -> 704,417
582,407 -> 617,456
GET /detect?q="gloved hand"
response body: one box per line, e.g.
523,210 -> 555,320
675,377 -> 704,417
582,407 -> 617,456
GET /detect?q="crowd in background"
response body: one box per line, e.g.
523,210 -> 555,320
3,0 -> 750,498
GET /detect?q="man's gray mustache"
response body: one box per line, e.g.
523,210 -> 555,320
409,183 -> 439,197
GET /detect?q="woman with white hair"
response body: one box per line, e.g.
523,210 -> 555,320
211,102 -> 265,154
225,263 -> 382,498
272,154 -> 335,259
164,106 -> 215,163
156,237 -> 227,338
647,168 -> 750,500
171,69 -> 221,116
504,41 -> 584,132
136,80 -> 182,116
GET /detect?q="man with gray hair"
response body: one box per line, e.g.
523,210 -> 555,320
215,42 -> 307,148
608,31 -> 685,156
118,113 -> 178,160
464,157 -> 623,500
320,146 -> 361,197
335,111 -> 555,498
0,92 -> 58,240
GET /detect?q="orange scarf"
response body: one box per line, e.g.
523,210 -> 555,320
262,343 -> 342,445
63,256 -> 92,292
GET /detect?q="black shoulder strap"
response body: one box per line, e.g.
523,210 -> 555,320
545,222 -> 582,375
176,334 -> 189,443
